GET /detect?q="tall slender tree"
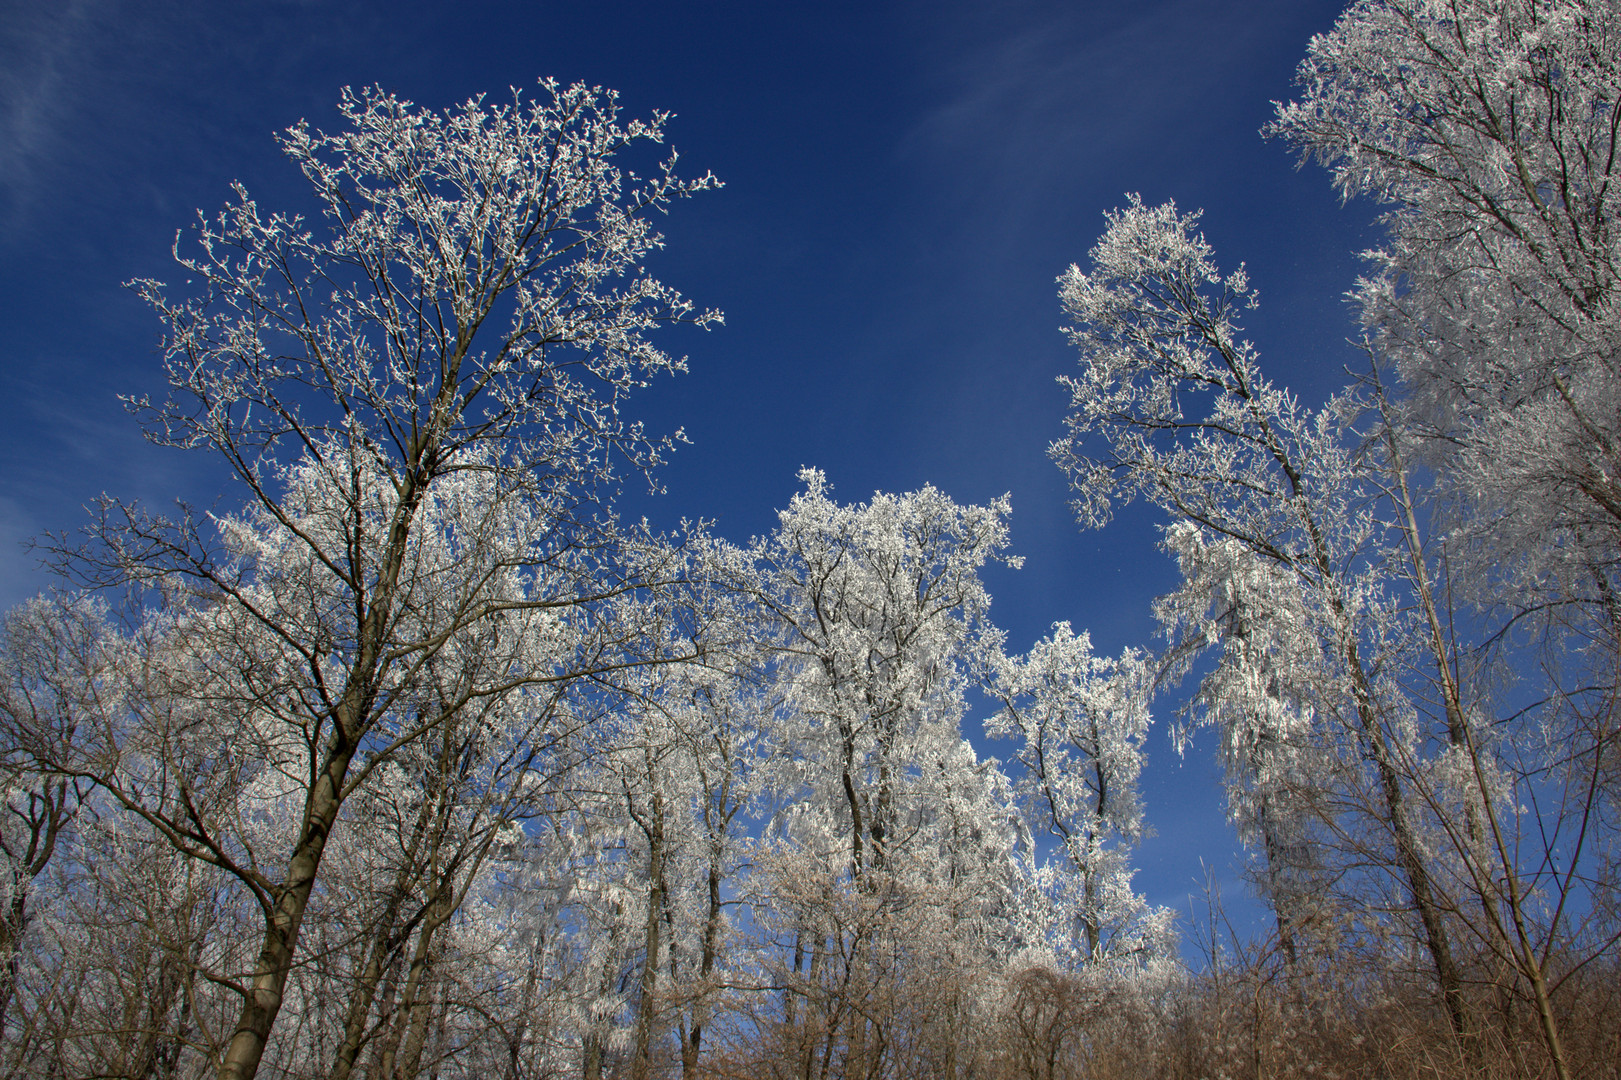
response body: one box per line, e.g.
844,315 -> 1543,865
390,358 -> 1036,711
741,470 -> 1022,1079
32,81 -> 717,1080
988,622 -> 1173,968
1052,195 -> 1474,1042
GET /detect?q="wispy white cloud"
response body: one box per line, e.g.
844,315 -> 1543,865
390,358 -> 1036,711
0,0 -> 108,233
900,0 -> 1303,240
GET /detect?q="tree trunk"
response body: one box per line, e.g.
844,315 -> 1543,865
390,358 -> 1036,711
799,936 -> 823,1080
503,936 -> 543,1080
582,901 -> 626,1080
680,863 -> 723,1079
329,795 -> 435,1080
218,736 -> 357,1080
629,789 -> 665,1080
217,424 -> 433,1080
387,895 -> 451,1080
0,880 -> 25,1031
125,943 -> 193,1080
387,773 -> 470,1080
1255,794 -> 1299,970
1349,656 -> 1470,1046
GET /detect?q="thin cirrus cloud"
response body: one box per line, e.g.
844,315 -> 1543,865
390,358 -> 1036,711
0,0 -> 102,232
902,1 -> 1299,220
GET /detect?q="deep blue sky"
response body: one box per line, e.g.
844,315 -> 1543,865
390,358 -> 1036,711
0,0 -> 1376,939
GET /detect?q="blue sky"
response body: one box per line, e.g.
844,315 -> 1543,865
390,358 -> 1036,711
0,0 -> 1377,939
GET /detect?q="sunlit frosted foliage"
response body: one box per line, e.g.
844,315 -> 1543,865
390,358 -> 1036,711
1058,186 -> 1621,1079
751,469 -> 1020,882
1053,194 -> 1479,1022
989,622 -> 1174,967
45,79 -> 721,1080
1273,0 -> 1621,589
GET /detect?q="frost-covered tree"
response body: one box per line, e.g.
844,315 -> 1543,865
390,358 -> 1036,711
1054,194 -> 1614,1079
1052,195 -> 1474,1040
749,470 -> 1018,886
740,470 -> 1022,1079
0,597 -> 249,1078
989,622 -> 1173,968
1270,7 -> 1621,1072
562,556 -> 771,1080
0,596 -> 108,1037
308,604 -> 588,1080
649,624 -> 777,1080
28,80 -> 717,1080
1271,0 -> 1621,604
1153,525 -> 1330,968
